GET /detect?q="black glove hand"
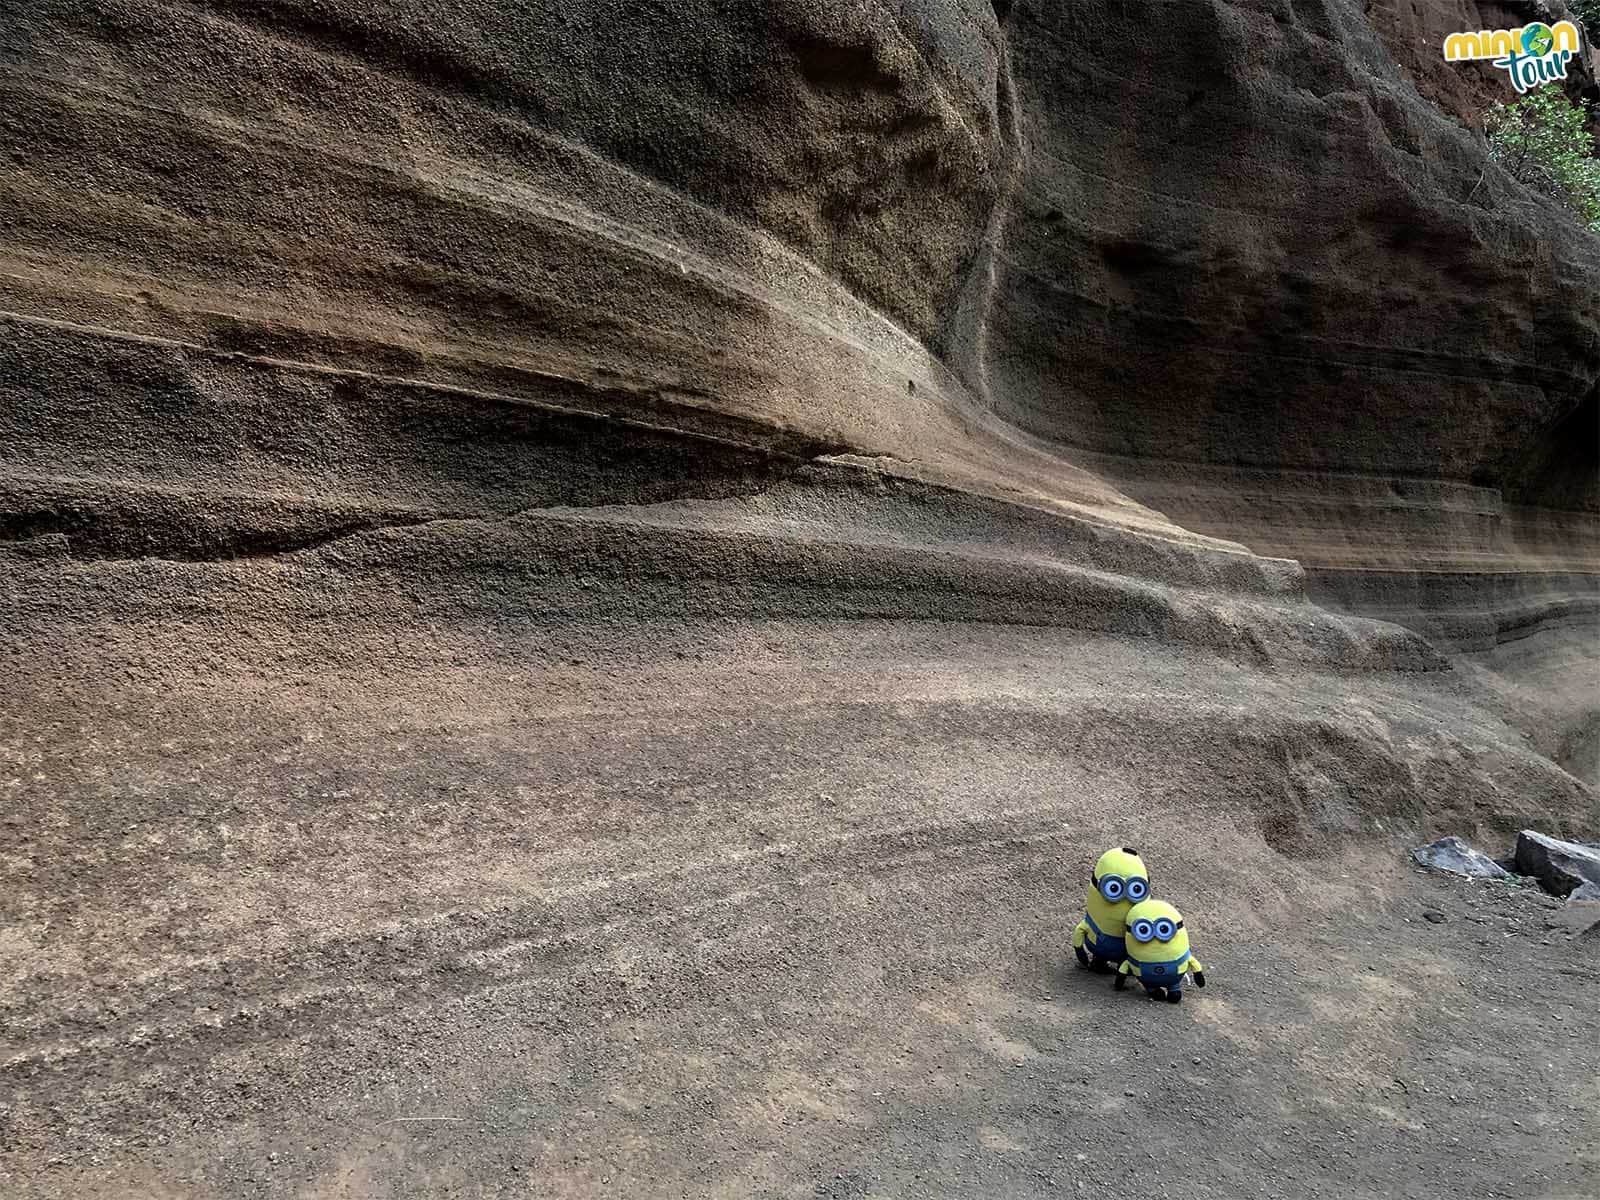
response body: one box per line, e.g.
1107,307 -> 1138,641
1193,970 -> 1206,988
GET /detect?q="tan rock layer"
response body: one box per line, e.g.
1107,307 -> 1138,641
1,0 -> 1597,640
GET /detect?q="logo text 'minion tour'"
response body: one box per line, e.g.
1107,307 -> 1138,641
1443,21 -> 1583,93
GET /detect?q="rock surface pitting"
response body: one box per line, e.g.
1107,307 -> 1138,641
2,1 -> 1599,1197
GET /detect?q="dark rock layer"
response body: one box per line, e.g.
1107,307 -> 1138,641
974,1 -> 1599,655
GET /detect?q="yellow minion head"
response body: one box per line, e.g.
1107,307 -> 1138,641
1122,898 -> 1190,962
1090,846 -> 1150,908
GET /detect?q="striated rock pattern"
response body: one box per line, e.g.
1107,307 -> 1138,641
2,0 -> 1594,618
4,2 -> 1600,1193
1,0 -> 1596,780
975,0 -> 1600,652
6,0 -> 1594,765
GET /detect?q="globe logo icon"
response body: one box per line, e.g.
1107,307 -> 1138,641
1522,23 -> 1555,56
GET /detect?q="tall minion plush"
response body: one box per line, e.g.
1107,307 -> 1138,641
1071,846 -> 1150,972
1115,898 -> 1207,1003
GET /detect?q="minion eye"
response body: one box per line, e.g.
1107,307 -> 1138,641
1100,877 -> 1124,900
1126,878 -> 1148,900
1131,919 -> 1155,942
1154,919 -> 1175,941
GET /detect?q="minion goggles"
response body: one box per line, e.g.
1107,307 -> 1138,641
1092,873 -> 1149,903
1129,915 -> 1184,943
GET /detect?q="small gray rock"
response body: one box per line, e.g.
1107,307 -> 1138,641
1411,837 -> 1511,880
1568,881 -> 1600,904
1514,831 -> 1600,898
1422,910 -> 1447,924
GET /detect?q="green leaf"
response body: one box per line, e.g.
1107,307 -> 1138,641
1484,84 -> 1600,234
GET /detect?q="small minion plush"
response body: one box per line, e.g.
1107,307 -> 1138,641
1071,846 -> 1150,971
1115,898 -> 1207,1003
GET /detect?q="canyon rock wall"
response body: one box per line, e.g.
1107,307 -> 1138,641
2,0 -> 1596,766
974,1 -> 1599,655
5,6 -> 1600,1190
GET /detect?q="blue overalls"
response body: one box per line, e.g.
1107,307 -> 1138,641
1082,911 -> 1126,962
1129,949 -> 1191,993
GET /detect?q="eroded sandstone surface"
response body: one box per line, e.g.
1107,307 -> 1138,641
2,1 -> 1598,1196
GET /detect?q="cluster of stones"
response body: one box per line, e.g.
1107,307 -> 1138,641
1412,831 -> 1600,901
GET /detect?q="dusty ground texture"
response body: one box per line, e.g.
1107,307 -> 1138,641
3,611 -> 1598,1200
3,0 -> 1598,1195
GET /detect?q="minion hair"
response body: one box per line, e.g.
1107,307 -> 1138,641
1122,846 -> 1137,855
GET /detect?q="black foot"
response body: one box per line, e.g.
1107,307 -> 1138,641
1074,945 -> 1089,968
1146,986 -> 1166,1001
1090,957 -> 1112,975
1166,989 -> 1183,1004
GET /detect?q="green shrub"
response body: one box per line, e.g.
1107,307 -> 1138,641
1571,0 -> 1599,43
1484,84 -> 1600,232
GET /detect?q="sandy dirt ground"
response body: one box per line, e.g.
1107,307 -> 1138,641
4,1 -> 1597,1196
3,621 -> 1596,1199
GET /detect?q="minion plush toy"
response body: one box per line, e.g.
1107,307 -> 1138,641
1071,847 -> 1149,972
1115,899 -> 1207,1003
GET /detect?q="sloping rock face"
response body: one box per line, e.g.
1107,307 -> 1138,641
12,0 -> 1593,759
971,1 -> 1600,485
1,2 -> 1595,833
5,3 -> 1600,1194
1,0 -> 1042,536
975,0 -> 1600,646
3,0 -> 1595,628
0,0 -> 1595,794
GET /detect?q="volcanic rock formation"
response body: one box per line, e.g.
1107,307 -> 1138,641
2,0 -> 1598,1196
4,0 -> 1595,755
